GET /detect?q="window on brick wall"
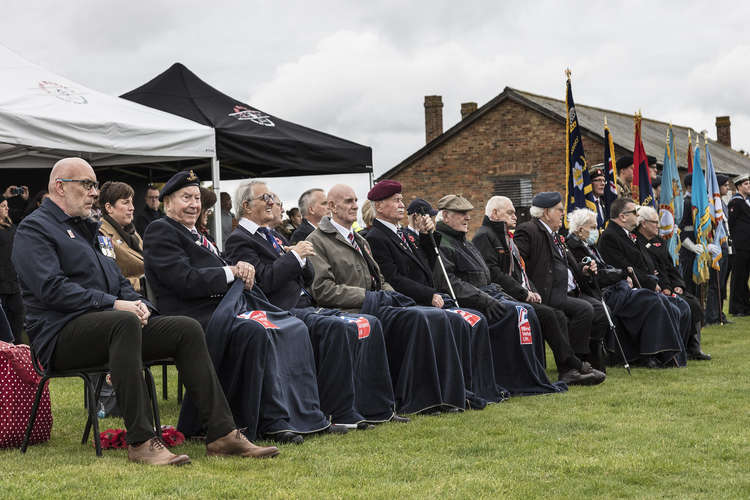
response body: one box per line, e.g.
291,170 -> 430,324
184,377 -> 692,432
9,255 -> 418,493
493,176 -> 533,223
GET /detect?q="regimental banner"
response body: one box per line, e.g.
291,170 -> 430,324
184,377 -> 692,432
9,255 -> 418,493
516,306 -> 533,345
602,120 -> 619,224
632,113 -> 656,208
564,72 -> 596,228
659,124 -> 683,266
237,311 -> 279,329
346,317 -> 371,339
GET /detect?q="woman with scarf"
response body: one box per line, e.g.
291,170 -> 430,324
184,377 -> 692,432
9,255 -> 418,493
98,181 -> 145,292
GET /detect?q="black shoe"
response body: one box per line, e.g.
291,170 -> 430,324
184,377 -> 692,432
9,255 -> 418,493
326,424 -> 348,435
688,350 -> 712,361
356,422 -> 376,430
558,368 -> 605,386
390,415 -> 410,423
270,431 -> 304,445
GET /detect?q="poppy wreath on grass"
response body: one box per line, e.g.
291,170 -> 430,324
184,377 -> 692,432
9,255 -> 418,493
96,425 -> 185,449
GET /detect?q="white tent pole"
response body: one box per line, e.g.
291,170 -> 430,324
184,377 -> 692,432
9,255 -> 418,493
369,171 -> 374,188
211,156 -> 222,251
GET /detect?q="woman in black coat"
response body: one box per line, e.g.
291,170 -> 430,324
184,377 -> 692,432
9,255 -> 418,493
0,197 -> 24,343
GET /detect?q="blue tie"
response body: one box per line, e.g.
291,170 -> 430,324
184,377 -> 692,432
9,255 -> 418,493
257,227 -> 284,255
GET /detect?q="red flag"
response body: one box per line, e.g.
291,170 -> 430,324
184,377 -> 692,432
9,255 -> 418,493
631,113 -> 655,207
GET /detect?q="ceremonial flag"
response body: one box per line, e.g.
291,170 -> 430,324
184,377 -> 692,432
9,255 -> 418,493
564,71 -> 596,227
691,145 -> 711,285
632,113 -> 656,208
686,131 -> 693,174
602,118 -> 619,222
704,141 -> 727,269
659,125 -> 683,266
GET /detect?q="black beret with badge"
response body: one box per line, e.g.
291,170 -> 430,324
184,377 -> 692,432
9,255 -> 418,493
407,198 -> 438,216
159,169 -> 200,201
588,163 -> 605,180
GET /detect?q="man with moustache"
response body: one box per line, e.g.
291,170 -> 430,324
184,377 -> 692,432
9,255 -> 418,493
13,158 -> 278,465
223,181 -> 397,427
306,184 -> 467,414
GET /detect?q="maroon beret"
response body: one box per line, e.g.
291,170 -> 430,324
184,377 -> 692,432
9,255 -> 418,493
367,180 -> 402,201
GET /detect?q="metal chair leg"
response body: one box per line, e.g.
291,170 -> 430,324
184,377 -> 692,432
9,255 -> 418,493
177,371 -> 183,404
143,367 -> 161,433
162,364 -> 168,400
82,374 -> 105,447
20,376 -> 49,454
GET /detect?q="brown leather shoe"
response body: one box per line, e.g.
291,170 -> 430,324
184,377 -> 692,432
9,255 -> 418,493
127,437 -> 191,466
207,429 -> 280,458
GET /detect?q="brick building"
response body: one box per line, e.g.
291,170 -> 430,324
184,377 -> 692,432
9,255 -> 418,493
379,87 -> 750,237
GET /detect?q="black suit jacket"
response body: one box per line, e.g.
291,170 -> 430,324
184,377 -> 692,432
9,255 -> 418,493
224,224 -> 313,310
143,216 -> 229,328
639,233 -> 684,290
290,219 -> 315,244
365,219 -> 437,305
596,221 -> 658,290
513,218 -> 581,308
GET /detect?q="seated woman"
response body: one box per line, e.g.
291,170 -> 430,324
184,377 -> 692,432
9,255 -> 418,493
566,208 -> 687,368
98,181 -> 144,292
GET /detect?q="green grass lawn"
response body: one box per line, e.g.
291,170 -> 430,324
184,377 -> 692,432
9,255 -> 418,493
2,318 -> 749,499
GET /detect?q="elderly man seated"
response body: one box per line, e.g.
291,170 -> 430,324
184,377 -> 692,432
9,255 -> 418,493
514,192 -> 608,374
13,158 -> 278,465
306,183 -> 467,414
223,180 -> 398,427
433,194 -> 568,395
597,198 -> 689,367
143,171 -> 333,445
472,196 -> 604,385
365,181 -> 505,407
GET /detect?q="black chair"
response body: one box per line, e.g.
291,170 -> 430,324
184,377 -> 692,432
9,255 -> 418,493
21,348 -> 162,457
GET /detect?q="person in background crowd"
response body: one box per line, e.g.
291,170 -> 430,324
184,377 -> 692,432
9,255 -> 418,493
278,207 -> 302,240
359,199 -> 374,237
220,192 -> 235,247
2,184 -> 29,223
636,206 -> 710,361
705,174 -> 732,324
98,181 -> 145,292
134,184 -> 162,236
597,198 -> 688,367
589,164 -> 607,228
0,197 -> 23,343
198,187 -> 217,244
651,175 -> 661,201
727,173 -> 750,316
14,158 -> 279,465
616,156 -> 634,199
473,197 -> 603,385
514,192 -> 609,373
405,199 -> 437,241
22,190 -> 49,220
647,155 -> 658,182
291,188 -> 327,244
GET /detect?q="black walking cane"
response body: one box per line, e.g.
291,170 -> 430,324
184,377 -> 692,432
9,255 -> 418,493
583,257 -> 631,375
414,208 -> 459,307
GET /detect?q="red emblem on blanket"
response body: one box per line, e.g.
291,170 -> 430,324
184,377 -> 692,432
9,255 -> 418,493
346,317 -> 370,339
452,309 -> 481,326
516,306 -> 532,345
237,311 -> 279,329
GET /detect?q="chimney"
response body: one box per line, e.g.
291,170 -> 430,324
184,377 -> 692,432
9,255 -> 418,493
716,116 -> 731,148
424,95 -> 443,143
460,102 -> 478,120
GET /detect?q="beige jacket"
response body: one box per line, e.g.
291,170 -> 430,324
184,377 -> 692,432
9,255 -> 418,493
306,216 -> 393,311
99,218 -> 144,291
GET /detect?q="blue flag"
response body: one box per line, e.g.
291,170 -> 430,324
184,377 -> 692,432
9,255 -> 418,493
691,146 -> 711,285
704,142 -> 727,270
564,73 -> 596,227
658,125 -> 683,266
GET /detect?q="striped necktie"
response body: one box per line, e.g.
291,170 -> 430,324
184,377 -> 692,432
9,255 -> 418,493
191,228 -> 219,256
348,231 -> 362,253
257,226 -> 284,255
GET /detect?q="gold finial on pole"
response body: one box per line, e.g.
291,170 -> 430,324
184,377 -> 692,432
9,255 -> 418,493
565,67 -> 571,79
604,115 -> 608,127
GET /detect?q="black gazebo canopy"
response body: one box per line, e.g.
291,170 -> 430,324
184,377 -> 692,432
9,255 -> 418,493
121,63 -> 372,179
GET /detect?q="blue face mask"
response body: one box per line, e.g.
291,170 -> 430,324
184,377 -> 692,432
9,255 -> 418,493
586,228 -> 599,245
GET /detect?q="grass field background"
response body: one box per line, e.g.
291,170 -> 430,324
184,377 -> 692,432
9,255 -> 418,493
2,318 -> 749,499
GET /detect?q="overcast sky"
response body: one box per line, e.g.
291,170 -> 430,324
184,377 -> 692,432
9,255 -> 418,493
2,0 -> 749,207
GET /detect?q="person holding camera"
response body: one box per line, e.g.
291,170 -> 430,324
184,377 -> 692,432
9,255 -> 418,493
3,184 -> 29,222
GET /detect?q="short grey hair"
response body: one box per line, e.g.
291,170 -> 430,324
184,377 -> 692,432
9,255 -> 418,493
568,208 -> 597,234
637,205 -> 658,225
298,188 -> 324,217
485,196 -> 511,217
529,206 -> 544,218
235,180 -> 267,217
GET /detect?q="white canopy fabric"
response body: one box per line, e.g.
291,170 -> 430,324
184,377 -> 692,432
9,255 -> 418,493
0,45 -> 216,168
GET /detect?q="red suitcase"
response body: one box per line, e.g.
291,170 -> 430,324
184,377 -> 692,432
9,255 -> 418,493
0,341 -> 52,448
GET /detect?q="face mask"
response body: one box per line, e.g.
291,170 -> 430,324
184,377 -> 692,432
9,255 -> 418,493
586,228 -> 599,245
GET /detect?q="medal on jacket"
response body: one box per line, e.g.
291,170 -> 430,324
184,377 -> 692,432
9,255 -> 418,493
97,235 -> 116,259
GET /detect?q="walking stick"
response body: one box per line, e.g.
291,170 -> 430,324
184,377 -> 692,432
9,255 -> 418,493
583,257 -> 631,375
415,209 -> 459,307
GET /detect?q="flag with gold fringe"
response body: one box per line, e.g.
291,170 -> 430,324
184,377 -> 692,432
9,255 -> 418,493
564,70 -> 595,227
659,124 -> 683,266
691,143 -> 711,285
704,141 -> 727,270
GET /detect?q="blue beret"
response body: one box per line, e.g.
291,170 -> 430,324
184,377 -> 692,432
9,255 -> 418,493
407,198 -> 437,216
160,170 -> 200,201
367,180 -> 402,201
531,191 -> 562,208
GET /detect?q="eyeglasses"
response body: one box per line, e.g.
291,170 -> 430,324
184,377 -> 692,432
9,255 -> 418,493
250,193 -> 275,204
644,219 -> 659,224
622,209 -> 637,216
56,178 -> 99,191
